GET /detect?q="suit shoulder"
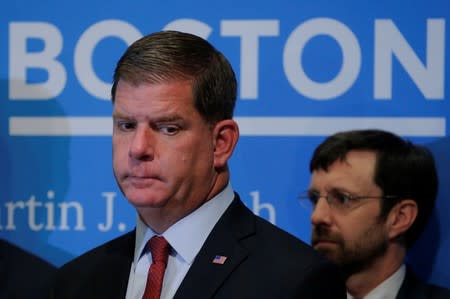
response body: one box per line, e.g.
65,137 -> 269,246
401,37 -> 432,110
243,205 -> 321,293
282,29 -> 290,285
252,213 -> 331,265
58,230 -> 134,274
424,283 -> 450,298
400,268 -> 450,299
1,239 -> 56,273
241,213 -> 346,297
230,195 -> 327,266
52,232 -> 134,298
1,240 -> 56,299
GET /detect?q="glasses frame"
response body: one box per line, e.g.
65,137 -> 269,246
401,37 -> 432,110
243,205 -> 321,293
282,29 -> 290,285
299,189 -> 400,212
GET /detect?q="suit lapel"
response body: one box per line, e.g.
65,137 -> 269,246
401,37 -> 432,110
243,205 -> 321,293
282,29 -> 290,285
173,195 -> 255,299
88,231 -> 135,299
88,254 -> 133,298
396,267 -> 424,299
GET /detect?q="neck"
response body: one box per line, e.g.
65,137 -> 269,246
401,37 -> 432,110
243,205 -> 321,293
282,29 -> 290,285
346,244 -> 405,299
139,170 -> 229,234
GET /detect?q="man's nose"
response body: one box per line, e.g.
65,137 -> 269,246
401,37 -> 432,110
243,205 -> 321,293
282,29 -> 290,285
311,197 -> 332,227
129,126 -> 154,161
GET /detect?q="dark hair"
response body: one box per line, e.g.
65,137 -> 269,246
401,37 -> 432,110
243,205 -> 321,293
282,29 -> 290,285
111,30 -> 237,124
310,129 -> 438,248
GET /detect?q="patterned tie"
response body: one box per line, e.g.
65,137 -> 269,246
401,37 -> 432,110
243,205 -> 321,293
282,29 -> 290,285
142,236 -> 170,299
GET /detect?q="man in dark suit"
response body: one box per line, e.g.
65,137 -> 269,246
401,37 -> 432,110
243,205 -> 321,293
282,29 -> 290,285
301,129 -> 450,298
52,30 -> 346,299
1,239 -> 56,299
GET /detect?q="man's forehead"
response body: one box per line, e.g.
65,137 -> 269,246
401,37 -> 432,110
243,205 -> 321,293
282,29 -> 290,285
311,151 -> 378,188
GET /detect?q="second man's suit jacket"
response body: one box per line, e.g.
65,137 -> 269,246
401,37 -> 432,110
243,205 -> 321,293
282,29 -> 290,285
1,240 -> 56,299
396,267 -> 450,299
53,194 -> 346,299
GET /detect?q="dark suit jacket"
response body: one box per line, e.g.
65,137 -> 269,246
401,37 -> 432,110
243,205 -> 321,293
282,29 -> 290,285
396,268 -> 450,299
0,239 -> 56,299
53,195 -> 346,298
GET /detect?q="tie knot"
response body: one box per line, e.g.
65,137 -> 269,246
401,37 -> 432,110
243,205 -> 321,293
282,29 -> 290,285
148,236 -> 170,265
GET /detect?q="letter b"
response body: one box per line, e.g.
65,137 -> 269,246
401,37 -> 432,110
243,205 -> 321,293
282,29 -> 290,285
9,22 -> 66,100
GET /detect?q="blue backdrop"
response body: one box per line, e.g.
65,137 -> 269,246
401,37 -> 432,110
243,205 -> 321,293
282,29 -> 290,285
1,0 -> 449,289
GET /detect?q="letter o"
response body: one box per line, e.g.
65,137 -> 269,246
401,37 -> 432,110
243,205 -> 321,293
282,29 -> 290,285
283,18 -> 361,100
74,20 -> 142,100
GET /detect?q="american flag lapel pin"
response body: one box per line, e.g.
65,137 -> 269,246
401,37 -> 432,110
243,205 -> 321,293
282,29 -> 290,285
212,255 -> 227,265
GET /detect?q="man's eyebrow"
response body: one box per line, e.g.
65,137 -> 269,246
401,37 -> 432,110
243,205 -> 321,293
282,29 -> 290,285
154,115 -> 184,123
112,111 -> 129,119
111,112 -> 184,123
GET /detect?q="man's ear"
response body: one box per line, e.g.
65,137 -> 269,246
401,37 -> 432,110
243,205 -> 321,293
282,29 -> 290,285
212,119 -> 239,169
386,199 -> 418,240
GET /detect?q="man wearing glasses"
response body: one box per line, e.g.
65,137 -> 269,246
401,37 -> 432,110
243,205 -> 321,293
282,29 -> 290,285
300,129 -> 450,299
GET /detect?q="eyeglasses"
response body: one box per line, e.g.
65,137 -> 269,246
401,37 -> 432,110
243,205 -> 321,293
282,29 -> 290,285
299,189 -> 399,212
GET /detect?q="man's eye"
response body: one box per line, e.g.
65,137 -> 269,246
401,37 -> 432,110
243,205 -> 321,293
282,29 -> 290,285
308,191 -> 320,205
333,191 -> 353,204
159,125 -> 179,135
117,121 -> 135,131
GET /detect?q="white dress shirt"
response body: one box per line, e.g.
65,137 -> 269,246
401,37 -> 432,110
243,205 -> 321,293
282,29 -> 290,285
125,183 -> 234,299
347,264 -> 406,299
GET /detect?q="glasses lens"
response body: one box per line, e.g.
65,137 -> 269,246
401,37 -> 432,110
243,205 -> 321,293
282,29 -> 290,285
299,191 -> 315,211
328,189 -> 358,210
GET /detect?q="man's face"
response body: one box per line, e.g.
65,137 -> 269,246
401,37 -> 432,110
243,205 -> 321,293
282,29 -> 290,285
309,150 -> 389,274
112,80 -> 219,223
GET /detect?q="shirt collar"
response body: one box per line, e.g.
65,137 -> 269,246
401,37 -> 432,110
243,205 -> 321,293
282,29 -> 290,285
133,183 -> 234,265
347,264 -> 406,299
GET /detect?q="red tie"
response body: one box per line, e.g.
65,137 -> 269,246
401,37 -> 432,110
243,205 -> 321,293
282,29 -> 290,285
142,236 -> 170,299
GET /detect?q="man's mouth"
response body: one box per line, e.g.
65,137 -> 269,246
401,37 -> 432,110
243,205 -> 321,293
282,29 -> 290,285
313,239 -> 336,247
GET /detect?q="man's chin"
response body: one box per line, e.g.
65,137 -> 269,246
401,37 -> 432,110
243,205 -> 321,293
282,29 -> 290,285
314,245 -> 341,264
125,191 -> 169,208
